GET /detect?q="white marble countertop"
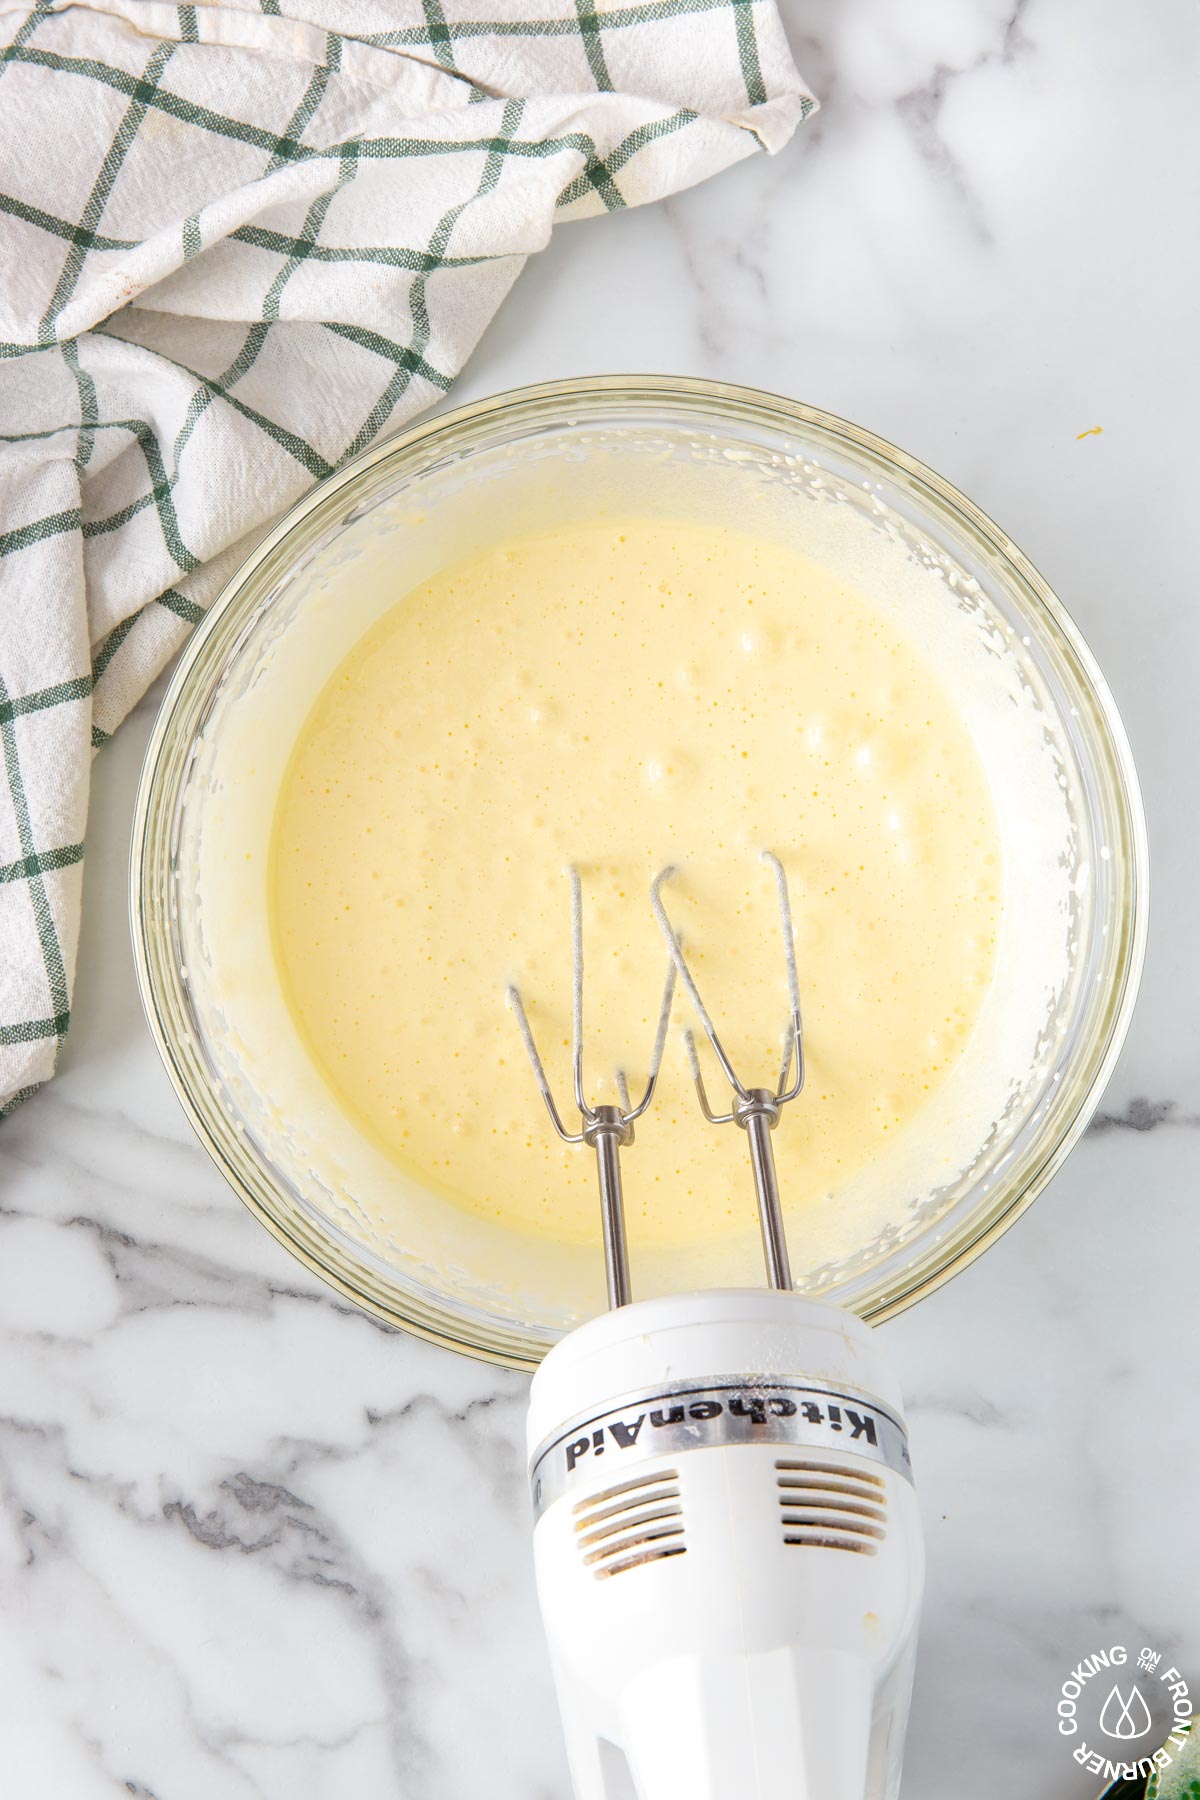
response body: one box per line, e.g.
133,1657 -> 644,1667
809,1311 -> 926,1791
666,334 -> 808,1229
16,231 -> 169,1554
2,2 -> 1197,1794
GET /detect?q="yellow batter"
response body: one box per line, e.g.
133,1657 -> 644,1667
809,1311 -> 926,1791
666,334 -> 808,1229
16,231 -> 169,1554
270,518 -> 1001,1253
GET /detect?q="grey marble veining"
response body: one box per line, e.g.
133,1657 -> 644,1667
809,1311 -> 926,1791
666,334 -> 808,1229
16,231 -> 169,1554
2,2 -> 1197,1794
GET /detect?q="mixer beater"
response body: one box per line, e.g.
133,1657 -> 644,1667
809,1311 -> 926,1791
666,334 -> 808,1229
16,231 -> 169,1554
651,851 -> 804,1292
510,853 -> 924,1800
506,865 -> 676,1309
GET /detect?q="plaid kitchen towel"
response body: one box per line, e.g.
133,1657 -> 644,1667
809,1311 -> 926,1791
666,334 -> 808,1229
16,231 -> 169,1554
0,0 -> 813,1115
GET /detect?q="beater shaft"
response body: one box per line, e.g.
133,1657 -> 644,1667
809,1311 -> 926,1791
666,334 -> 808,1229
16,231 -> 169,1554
741,1099 -> 792,1291
590,1113 -> 632,1309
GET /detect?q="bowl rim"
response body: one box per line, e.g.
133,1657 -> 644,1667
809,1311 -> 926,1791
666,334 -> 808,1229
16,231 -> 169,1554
130,373 -> 1150,1368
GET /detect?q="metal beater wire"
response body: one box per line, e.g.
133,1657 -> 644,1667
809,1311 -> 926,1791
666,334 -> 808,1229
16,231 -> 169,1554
569,865 -> 587,1117
650,852 -> 805,1107
630,947 -> 678,1122
506,984 -> 584,1143
508,867 -> 677,1138
650,865 -> 749,1102
763,849 -> 805,1102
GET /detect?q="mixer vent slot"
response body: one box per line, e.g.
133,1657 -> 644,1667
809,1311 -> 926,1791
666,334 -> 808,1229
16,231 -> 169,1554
776,1459 -> 887,1556
574,1470 -> 685,1580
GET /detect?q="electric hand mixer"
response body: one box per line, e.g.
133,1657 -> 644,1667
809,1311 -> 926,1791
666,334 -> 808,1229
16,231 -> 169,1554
507,855 -> 924,1800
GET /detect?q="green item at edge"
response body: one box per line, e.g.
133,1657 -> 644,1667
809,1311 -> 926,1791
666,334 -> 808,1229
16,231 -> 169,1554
1101,1721 -> 1197,1800
1149,1720 -> 1199,1800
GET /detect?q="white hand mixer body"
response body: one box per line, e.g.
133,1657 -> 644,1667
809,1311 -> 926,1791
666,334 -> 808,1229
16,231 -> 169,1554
528,1290 -> 922,1800
508,859 -> 925,1800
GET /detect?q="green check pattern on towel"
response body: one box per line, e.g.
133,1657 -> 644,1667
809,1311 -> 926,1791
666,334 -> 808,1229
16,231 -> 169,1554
0,0 -> 812,1115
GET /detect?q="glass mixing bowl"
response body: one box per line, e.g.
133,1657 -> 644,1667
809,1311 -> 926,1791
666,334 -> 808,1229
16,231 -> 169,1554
132,377 -> 1147,1370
